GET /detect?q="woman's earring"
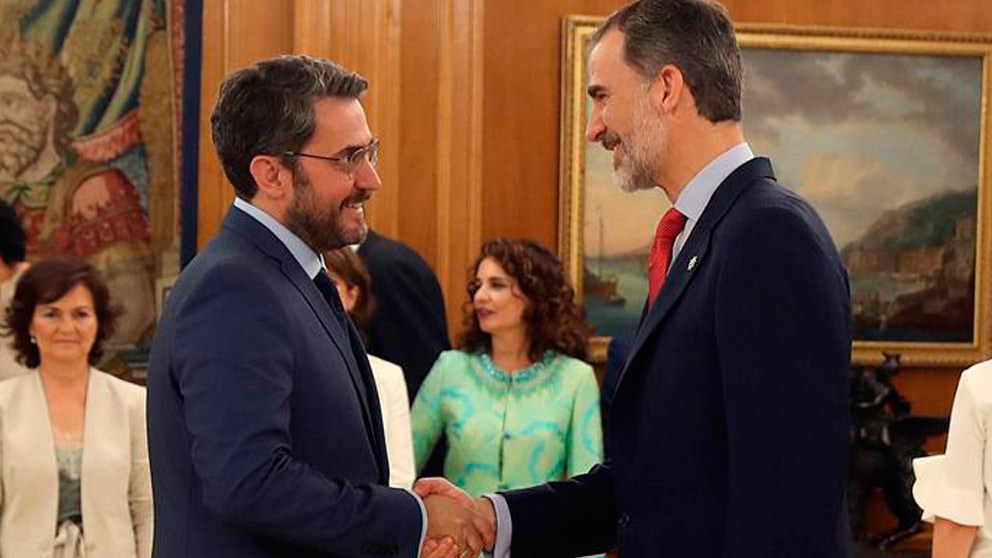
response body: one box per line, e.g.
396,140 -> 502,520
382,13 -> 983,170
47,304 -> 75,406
29,335 -> 36,345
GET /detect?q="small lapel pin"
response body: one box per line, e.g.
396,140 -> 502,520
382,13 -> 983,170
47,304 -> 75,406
687,255 -> 698,271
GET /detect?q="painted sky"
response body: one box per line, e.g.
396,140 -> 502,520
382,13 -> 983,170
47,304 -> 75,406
741,49 -> 982,249
581,47 -> 983,257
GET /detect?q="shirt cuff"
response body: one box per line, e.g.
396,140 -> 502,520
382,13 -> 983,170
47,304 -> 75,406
404,488 -> 429,557
482,494 -> 512,558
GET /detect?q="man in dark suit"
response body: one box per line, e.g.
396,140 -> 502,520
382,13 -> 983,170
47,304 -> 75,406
358,229 -> 450,400
600,334 -> 631,461
148,55 -> 489,558
417,1 -> 852,557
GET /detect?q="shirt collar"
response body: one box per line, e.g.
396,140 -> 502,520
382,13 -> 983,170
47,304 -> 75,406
233,197 -> 326,279
674,142 -> 754,221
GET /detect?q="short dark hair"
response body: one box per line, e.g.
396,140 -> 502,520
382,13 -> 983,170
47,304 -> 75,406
458,238 -> 592,362
0,200 -> 26,265
210,55 -> 369,200
323,248 -> 376,336
2,258 -> 120,368
593,0 -> 742,122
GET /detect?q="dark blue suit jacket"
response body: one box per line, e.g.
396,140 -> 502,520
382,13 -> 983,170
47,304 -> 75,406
357,230 -> 450,400
148,207 -> 422,558
502,158 -> 852,558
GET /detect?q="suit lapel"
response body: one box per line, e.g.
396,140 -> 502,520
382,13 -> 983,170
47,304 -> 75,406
617,158 -> 777,391
343,319 -> 389,479
618,228 -> 713,389
281,256 -> 387,469
221,208 -> 384,468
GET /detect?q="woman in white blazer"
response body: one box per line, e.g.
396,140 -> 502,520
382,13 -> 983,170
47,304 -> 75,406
914,359 -> 992,558
325,248 -> 416,489
0,258 -> 152,558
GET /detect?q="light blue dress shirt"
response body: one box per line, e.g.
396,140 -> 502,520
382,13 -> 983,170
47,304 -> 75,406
233,197 -> 325,279
670,142 -> 754,267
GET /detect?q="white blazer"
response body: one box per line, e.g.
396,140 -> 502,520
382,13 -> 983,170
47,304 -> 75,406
914,359 -> 992,557
368,355 -> 415,489
0,369 -> 152,558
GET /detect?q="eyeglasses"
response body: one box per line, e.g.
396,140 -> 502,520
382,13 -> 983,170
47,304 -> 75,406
284,139 -> 380,175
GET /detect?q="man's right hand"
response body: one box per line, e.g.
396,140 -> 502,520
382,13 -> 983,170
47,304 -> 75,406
417,477 -> 497,555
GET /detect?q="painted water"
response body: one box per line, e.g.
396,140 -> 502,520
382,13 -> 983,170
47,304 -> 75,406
584,255 -> 648,339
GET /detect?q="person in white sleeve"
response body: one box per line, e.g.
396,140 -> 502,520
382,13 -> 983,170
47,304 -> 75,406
914,359 -> 992,558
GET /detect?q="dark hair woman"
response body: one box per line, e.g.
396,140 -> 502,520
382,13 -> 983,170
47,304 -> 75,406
411,238 -> 603,500
0,258 -> 151,558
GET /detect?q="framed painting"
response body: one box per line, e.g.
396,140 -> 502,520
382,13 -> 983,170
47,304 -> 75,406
559,17 -> 992,366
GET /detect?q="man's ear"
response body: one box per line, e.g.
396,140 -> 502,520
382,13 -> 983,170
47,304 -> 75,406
249,155 -> 291,201
648,64 -> 686,115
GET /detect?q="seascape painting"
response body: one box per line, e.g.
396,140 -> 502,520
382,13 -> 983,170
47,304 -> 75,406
743,48 -> 981,344
560,18 -> 991,364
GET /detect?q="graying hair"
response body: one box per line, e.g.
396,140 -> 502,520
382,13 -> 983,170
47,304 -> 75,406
592,0 -> 742,122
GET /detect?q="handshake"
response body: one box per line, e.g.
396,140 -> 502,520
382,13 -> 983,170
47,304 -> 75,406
417,478 -> 498,558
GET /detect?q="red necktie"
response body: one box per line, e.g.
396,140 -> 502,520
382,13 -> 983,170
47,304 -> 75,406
647,207 -> 687,307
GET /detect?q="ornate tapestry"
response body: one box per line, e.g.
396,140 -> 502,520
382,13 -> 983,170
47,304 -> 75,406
0,0 -> 195,374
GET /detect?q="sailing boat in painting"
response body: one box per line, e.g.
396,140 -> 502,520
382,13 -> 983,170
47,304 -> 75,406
585,211 -> 626,307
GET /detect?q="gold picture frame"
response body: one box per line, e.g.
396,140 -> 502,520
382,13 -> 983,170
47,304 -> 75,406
559,17 -> 992,366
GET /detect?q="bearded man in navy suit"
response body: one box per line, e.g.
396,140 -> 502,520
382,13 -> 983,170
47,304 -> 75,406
148,55 -> 491,558
416,1 -> 853,557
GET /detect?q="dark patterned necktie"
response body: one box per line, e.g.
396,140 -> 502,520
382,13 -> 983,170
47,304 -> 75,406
313,268 -> 383,466
313,269 -> 347,325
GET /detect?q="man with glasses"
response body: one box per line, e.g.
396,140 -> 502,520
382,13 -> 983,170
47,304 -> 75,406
148,55 -> 491,558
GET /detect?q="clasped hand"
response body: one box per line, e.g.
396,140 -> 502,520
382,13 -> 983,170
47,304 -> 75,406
416,477 -> 496,558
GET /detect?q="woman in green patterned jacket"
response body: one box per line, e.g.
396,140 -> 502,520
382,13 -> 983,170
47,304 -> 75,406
411,238 -> 603,498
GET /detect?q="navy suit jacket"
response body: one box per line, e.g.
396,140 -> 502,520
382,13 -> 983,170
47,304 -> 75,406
148,207 -> 422,558
501,158 -> 852,558
357,230 -> 450,400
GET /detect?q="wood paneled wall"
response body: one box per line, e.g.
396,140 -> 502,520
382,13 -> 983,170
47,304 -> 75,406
198,0 -> 990,456
197,0 -> 294,250
198,0 -> 486,331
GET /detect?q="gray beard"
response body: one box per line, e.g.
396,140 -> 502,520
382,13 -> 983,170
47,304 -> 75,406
618,94 -> 665,193
616,155 -> 658,193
